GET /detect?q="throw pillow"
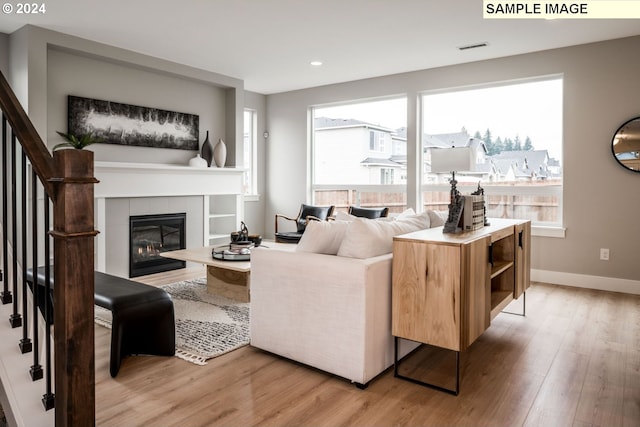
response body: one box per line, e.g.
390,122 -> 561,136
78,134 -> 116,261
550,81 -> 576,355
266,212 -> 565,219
396,211 -> 430,229
427,209 -> 447,227
296,220 -> 350,255
336,217 -> 426,259
334,211 -> 357,222
396,208 -> 416,219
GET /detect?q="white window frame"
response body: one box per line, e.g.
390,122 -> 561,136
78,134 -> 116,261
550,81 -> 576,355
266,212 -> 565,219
243,109 -> 258,198
310,96 -> 408,209
420,76 -> 565,237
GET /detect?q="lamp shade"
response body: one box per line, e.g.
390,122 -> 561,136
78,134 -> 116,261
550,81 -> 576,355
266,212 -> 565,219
431,147 -> 475,173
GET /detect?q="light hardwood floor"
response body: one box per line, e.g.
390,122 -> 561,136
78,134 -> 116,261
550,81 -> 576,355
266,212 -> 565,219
95,268 -> 640,427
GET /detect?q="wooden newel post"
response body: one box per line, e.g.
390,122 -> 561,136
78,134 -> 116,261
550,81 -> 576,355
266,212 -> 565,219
50,149 -> 99,427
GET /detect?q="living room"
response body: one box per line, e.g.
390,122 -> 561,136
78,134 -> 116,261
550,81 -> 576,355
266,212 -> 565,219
0,3 -> 640,426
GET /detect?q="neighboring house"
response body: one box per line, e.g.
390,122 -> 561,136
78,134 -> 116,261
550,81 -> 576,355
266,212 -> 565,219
314,117 -> 406,185
315,122 -> 564,187
489,149 -> 562,181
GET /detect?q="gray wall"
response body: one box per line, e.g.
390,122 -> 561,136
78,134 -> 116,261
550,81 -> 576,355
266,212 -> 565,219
0,32 -> 8,76
47,48 -> 226,165
265,36 -> 640,285
8,25 -> 244,163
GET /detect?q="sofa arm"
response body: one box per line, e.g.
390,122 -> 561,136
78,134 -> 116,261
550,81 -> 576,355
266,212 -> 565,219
250,247 -> 394,384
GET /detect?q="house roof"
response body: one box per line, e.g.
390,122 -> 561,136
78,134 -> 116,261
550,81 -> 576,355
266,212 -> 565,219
314,117 -> 392,132
360,157 -> 403,167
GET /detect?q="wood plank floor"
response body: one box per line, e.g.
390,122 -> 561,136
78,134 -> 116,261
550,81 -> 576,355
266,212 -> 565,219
95,268 -> 640,427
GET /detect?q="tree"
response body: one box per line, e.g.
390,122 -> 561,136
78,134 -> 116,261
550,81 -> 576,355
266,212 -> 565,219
493,136 -> 505,155
524,136 -> 534,150
514,135 -> 522,151
504,137 -> 514,151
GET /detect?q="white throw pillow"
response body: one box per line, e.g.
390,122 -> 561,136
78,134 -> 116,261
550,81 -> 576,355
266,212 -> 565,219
396,211 -> 430,229
334,211 -> 357,222
427,209 -> 447,227
337,217 -> 426,259
396,208 -> 416,219
296,220 -> 350,255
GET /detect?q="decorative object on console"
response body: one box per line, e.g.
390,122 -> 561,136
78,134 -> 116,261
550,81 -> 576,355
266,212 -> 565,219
461,195 -> 485,231
200,130 -> 214,167
67,95 -> 199,150
611,116 -> 640,172
430,146 -> 474,233
471,182 -> 490,226
213,138 -> 227,167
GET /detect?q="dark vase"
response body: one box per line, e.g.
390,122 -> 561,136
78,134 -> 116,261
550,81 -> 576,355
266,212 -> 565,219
200,130 -> 214,167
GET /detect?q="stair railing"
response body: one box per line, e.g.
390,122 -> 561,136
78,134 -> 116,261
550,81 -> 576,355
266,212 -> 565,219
0,70 -> 97,427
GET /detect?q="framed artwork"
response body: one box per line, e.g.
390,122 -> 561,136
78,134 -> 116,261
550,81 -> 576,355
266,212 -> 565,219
67,95 -> 199,150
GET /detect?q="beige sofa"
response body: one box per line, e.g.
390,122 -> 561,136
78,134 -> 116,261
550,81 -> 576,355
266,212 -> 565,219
250,210 -> 443,386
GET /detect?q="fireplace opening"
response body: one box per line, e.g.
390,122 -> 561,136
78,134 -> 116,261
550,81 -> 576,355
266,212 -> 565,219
129,213 -> 186,278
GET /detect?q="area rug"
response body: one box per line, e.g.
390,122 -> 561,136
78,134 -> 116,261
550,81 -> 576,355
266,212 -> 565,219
94,277 -> 250,366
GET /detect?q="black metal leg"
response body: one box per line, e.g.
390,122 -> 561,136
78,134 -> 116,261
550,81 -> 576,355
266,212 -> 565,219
394,336 -> 460,396
502,291 -> 526,317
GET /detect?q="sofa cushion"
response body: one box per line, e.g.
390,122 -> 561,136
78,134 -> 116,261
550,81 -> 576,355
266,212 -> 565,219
337,212 -> 430,259
296,220 -> 350,255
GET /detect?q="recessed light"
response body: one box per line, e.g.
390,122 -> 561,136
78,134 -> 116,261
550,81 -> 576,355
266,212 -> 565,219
310,60 -> 323,67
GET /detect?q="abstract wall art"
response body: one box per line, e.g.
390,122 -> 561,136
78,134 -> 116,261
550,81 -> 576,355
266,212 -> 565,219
67,95 -> 199,150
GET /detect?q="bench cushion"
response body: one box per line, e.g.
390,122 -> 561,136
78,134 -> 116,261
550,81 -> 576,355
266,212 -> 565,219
26,267 -> 175,377
27,267 -> 171,310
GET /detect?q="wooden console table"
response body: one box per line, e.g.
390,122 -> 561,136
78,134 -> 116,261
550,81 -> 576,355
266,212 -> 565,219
391,218 -> 531,395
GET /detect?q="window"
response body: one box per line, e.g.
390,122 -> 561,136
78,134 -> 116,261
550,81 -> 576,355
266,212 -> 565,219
311,97 -> 407,214
243,109 -> 257,196
369,130 -> 386,152
421,76 -> 563,229
380,168 -> 394,185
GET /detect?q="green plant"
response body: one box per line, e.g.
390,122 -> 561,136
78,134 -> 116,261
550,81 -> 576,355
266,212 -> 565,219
54,131 -> 102,150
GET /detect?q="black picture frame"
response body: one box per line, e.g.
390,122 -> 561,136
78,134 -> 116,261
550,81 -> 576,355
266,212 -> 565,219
67,95 -> 199,150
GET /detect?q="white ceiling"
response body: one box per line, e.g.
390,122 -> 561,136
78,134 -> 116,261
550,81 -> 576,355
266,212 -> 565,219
1,1 -> 639,94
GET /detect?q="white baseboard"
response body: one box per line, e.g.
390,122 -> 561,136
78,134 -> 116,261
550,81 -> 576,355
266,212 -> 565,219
532,269 -> 640,295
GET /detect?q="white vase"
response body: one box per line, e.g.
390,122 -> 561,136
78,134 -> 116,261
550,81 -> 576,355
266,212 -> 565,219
188,153 -> 208,168
213,138 -> 227,168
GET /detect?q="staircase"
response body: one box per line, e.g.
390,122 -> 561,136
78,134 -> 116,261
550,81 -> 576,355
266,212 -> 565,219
0,70 -> 97,427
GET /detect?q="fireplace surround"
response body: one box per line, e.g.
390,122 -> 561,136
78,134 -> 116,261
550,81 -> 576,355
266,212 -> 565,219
129,213 -> 186,277
94,162 -> 244,277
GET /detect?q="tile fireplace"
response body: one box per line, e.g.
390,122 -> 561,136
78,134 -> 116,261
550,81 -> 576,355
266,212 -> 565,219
129,213 -> 186,277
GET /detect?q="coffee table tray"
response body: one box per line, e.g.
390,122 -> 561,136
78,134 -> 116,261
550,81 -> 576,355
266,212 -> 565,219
212,245 -> 252,261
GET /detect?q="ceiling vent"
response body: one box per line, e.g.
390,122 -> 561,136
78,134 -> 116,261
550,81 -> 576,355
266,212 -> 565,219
458,42 -> 489,51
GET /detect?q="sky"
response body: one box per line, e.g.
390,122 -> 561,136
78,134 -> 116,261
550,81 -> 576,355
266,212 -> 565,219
315,78 -> 563,162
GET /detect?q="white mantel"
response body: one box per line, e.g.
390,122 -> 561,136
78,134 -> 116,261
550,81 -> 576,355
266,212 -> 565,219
94,161 -> 245,198
94,162 -> 244,274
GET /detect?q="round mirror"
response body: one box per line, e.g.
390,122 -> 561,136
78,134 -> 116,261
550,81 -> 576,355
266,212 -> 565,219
612,117 -> 640,172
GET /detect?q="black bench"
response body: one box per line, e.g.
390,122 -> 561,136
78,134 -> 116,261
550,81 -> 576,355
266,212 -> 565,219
26,268 -> 175,377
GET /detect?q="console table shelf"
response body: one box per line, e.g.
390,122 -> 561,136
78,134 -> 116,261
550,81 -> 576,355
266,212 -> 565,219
392,218 -> 531,395
490,260 -> 514,278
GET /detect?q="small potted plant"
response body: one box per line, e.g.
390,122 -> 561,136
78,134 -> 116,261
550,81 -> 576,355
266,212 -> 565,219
54,131 -> 102,150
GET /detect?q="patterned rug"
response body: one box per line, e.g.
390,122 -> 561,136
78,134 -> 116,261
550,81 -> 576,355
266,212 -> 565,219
94,277 -> 250,365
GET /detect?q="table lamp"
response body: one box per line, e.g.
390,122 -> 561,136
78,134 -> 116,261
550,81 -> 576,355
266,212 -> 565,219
430,147 -> 474,233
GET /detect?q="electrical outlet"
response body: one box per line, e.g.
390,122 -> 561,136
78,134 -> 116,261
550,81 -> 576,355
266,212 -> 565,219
600,248 -> 610,261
